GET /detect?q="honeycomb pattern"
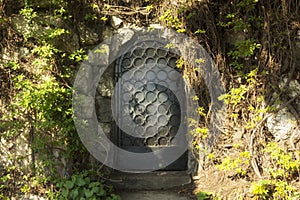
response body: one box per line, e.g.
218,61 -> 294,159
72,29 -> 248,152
116,40 -> 181,148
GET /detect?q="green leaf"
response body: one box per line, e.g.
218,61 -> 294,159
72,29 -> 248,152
110,194 -> 121,200
196,191 -> 212,200
61,188 -> 69,197
64,180 -> 74,189
194,29 -> 206,34
98,185 -> 106,196
84,177 -> 90,184
100,16 -> 108,21
84,188 -> 94,198
70,189 -> 79,199
92,186 -> 100,194
76,177 -> 86,187
89,182 -> 101,188
146,5 -> 153,12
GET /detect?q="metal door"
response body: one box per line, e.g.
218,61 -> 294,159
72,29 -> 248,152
115,39 -> 187,171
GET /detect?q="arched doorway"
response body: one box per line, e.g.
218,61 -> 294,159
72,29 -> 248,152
114,39 -> 188,171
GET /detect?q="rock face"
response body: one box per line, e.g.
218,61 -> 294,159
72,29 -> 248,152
264,32 -> 300,150
267,107 -> 298,141
111,16 -> 123,29
267,79 -> 300,141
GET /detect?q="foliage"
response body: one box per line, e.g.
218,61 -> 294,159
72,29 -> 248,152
250,143 -> 300,199
159,9 -> 185,33
263,142 -> 300,179
69,48 -> 88,62
217,151 -> 251,176
250,180 -> 300,200
228,39 -> 261,59
0,0 -> 116,198
1,0 -> 300,199
228,39 -> 261,69
196,191 -> 214,200
218,84 -> 248,105
189,118 -> 209,149
217,0 -> 262,70
53,171 -> 121,200
20,7 -> 37,21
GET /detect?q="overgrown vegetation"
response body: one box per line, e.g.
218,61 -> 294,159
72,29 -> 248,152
0,0 -> 119,198
0,0 -> 299,199
158,0 -> 300,199
52,171 -> 120,200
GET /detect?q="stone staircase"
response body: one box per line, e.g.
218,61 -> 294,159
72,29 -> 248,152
108,171 -> 195,200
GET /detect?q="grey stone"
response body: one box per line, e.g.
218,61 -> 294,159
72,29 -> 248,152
111,16 -> 123,29
10,15 -> 29,33
73,94 -> 95,119
97,76 -> 114,97
267,108 -> 297,141
99,123 -> 111,134
51,149 -> 69,177
267,79 -> 300,141
109,171 -> 191,190
226,30 -> 246,46
288,78 -> 300,98
38,14 -> 64,27
79,25 -> 100,45
89,44 -> 110,66
11,16 -> 45,39
74,63 -> 95,94
148,24 -> 164,30
95,96 -> 111,112
98,110 -> 113,123
58,33 -> 80,53
1,48 -> 19,62
117,28 -> 135,45
109,28 -> 135,58
0,129 -> 36,179
19,47 -> 30,58
187,151 -> 198,176
103,26 -> 114,40
96,96 -> 113,122
117,190 -> 189,200
85,124 -> 115,166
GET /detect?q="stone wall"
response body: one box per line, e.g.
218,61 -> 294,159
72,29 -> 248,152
75,26 -> 200,174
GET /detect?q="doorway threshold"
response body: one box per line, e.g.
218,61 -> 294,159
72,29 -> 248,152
108,171 -> 191,190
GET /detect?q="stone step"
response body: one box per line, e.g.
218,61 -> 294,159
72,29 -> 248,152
117,190 -> 190,200
108,171 -> 191,190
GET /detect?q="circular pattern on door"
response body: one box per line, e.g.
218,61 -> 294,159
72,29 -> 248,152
115,40 -> 182,151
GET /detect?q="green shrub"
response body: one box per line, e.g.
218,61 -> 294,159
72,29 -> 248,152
54,172 -> 121,200
250,142 -> 300,199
